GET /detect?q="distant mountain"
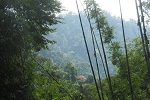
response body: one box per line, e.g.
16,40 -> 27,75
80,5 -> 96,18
39,11 -> 145,77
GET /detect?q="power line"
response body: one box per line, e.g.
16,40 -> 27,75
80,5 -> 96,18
80,0 -> 108,99
78,0 -> 108,81
93,33 -> 108,80
75,0 -> 101,99
92,35 -> 105,100
3,35 -> 76,100
119,0 -> 134,99
91,0 -> 115,99
86,4 -> 104,99
79,0 -> 122,99
138,0 -> 150,77
16,42 -> 76,100
135,0 -> 148,72
78,1 -> 111,99
135,0 -> 150,97
31,56 -> 75,100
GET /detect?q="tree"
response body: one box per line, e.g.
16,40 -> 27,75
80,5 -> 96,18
85,75 -> 94,84
84,0 -> 114,43
0,0 -> 62,99
105,38 -> 149,99
64,62 -> 77,83
142,1 -> 150,25
33,55 -> 85,100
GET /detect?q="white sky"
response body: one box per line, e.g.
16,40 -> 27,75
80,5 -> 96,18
59,0 -> 139,21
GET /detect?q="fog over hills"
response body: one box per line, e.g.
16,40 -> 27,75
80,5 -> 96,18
39,11 -> 146,77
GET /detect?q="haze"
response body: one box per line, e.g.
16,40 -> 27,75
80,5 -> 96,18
59,0 -> 138,21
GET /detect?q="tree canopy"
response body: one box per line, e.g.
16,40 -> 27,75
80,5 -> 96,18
1,0 -> 150,100
0,0 -> 62,99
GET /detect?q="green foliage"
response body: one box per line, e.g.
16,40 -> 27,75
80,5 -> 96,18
32,55 -> 85,100
40,11 -> 142,77
109,42 -> 122,65
69,36 -> 150,100
142,1 -> 150,25
105,38 -> 149,99
85,75 -> 94,84
0,51 -> 38,99
64,62 -> 77,83
84,0 -> 114,43
0,0 -> 62,99
77,83 -> 101,100
32,59 -> 65,99
2,0 -> 150,99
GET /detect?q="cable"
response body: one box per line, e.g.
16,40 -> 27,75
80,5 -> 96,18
93,33 -> 108,79
78,0 -> 126,82
90,0 -> 115,99
135,0 -> 148,65
86,4 -> 104,99
78,0 -> 123,78
119,0 -> 134,99
135,0 -> 150,75
31,56 -> 75,100
138,0 -> 150,77
135,0 -> 150,85
79,0 -> 108,83
92,35 -> 104,100
78,1 -> 112,99
79,0 -> 108,81
135,0 -> 150,98
3,34 -> 75,100
16,42 -> 75,100
75,0 -> 101,99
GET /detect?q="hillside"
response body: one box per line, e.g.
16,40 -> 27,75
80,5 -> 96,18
39,11 -> 141,77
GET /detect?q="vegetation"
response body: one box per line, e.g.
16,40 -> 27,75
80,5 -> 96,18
0,0 -> 62,99
1,0 -> 150,100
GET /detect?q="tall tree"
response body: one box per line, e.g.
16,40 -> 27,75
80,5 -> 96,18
106,38 -> 149,99
0,0 -> 62,99
84,0 -> 114,43
142,1 -> 150,25
64,62 -> 77,83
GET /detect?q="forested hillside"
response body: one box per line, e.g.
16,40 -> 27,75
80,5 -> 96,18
1,0 -> 150,100
39,11 -> 142,77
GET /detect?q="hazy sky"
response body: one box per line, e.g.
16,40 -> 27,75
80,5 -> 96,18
59,0 -> 138,21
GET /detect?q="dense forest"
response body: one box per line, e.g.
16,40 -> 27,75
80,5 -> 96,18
1,0 -> 150,100
39,11 -> 142,77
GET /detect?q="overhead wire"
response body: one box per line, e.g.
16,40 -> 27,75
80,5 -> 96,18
80,1 -> 125,99
135,1 -> 150,98
78,0 -> 109,99
119,0 -> 134,99
135,0 -> 149,72
93,33 -> 108,80
16,42 -> 76,100
91,0 -> 115,99
138,0 -> 150,77
80,0 -> 123,81
78,0 -> 126,78
3,0 -> 148,99
79,0 -> 125,99
4,35 -> 75,100
86,4 -> 104,99
91,22 -> 105,100
75,0 -> 101,99
78,0 -> 108,83
135,0 -> 150,81
31,56 -> 75,100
